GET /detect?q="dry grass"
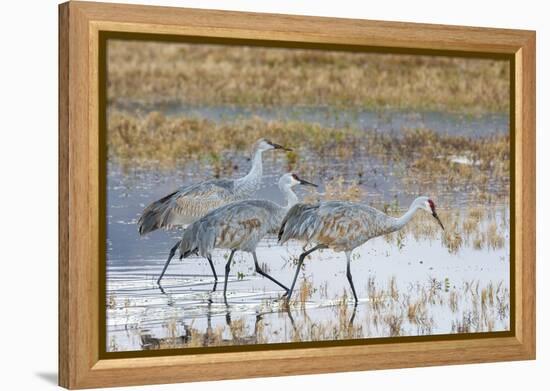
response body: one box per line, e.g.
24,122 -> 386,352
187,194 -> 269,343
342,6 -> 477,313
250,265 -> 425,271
107,111 -> 509,206
108,40 -> 509,113
295,277 -> 315,311
107,111 -> 362,170
371,127 -> 510,198
303,176 -> 364,203
125,275 -> 509,351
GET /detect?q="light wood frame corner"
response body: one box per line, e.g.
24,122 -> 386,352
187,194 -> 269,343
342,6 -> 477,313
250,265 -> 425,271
59,1 -> 536,389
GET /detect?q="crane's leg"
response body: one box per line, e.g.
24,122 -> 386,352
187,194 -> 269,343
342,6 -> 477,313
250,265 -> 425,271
206,255 -> 218,281
283,305 -> 297,334
285,245 -> 326,300
206,255 -> 218,292
225,311 -> 232,327
157,240 -> 181,285
345,251 -> 359,304
252,252 -> 289,293
223,250 -> 236,306
349,303 -> 357,327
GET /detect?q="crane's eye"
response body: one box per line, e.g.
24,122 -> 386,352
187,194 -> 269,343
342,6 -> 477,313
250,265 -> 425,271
428,199 -> 435,211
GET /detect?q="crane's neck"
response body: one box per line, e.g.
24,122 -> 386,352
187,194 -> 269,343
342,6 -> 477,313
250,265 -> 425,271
280,183 -> 298,210
266,183 -> 298,234
235,148 -> 263,195
393,202 -> 421,231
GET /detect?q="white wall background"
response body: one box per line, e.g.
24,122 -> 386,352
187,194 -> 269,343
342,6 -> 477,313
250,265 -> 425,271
0,0 -> 546,389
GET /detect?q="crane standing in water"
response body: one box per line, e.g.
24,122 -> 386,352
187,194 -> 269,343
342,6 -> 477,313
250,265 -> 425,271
177,173 -> 317,305
136,138 -> 290,284
278,196 -> 445,304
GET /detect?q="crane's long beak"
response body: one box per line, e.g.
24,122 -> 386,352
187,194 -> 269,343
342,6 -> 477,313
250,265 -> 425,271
433,212 -> 445,230
297,177 -> 318,187
270,142 -> 292,152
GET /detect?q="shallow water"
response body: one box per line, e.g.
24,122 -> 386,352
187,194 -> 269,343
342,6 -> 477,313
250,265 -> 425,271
106,107 -> 510,352
113,102 -> 508,138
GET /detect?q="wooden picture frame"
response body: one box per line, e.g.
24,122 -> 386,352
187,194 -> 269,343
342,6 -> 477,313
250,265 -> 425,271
59,1 -> 536,388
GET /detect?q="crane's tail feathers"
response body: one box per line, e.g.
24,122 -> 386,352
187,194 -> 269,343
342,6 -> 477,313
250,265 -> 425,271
137,191 -> 178,235
178,225 -> 198,259
178,220 -> 216,260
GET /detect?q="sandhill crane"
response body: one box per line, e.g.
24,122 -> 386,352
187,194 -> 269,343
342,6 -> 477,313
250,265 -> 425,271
278,196 -> 445,304
137,138 -> 290,236
174,173 -> 317,304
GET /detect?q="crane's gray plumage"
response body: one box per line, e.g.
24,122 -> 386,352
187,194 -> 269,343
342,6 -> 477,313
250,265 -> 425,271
160,173 -> 317,304
139,179 -> 235,235
179,199 -> 285,257
278,196 -> 445,303
279,201 -> 398,251
137,138 -> 290,235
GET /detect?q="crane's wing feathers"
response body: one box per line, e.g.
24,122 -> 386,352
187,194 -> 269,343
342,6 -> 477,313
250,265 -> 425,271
137,190 -> 178,235
161,179 -> 237,227
278,203 -> 320,244
138,179 -> 237,235
279,201 -> 392,249
314,202 -> 370,245
180,200 -> 280,255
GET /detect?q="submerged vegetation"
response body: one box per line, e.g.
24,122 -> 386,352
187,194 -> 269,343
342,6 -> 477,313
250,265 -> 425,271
383,204 -> 508,254
107,276 -> 509,351
108,40 -> 509,113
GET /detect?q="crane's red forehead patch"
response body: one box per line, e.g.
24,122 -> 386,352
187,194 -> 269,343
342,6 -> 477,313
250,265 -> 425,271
428,199 -> 435,210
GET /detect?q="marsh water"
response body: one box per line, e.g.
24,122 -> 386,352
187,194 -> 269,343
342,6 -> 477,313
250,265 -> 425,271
106,106 -> 510,352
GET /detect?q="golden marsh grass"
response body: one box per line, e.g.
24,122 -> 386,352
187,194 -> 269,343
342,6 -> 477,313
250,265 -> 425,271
108,40 -> 509,113
118,276 -> 508,350
107,111 -> 509,200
